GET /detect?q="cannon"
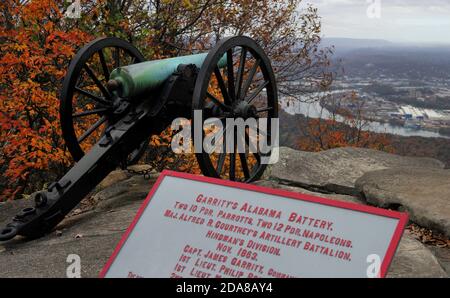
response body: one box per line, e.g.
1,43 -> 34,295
0,36 -> 278,241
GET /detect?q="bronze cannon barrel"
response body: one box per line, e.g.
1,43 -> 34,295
109,52 -> 227,98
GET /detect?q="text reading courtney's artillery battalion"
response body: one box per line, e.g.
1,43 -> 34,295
165,193 -> 354,278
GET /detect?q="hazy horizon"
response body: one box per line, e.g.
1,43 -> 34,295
303,0 -> 450,45
322,36 -> 450,47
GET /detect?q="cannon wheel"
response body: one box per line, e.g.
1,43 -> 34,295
60,37 -> 148,165
192,36 -> 278,182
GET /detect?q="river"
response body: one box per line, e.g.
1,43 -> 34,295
280,97 -> 450,139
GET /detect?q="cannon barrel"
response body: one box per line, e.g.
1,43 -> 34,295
108,52 -> 227,98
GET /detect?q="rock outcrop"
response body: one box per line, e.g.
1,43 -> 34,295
0,147 -> 448,278
0,173 -> 159,278
356,167 -> 450,238
264,147 -> 444,195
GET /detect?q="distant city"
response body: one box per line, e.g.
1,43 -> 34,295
332,76 -> 450,136
284,38 -> 450,139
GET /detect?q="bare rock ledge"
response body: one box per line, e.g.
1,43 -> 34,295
264,147 -> 444,196
356,167 -> 450,238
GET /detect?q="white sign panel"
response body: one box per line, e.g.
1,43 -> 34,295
100,170 -> 408,278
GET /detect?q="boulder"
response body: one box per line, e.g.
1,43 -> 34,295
96,170 -> 130,192
387,231 -> 447,278
96,166 -> 157,193
264,147 -> 444,195
356,167 -> 450,238
92,174 -> 159,211
426,245 -> 450,276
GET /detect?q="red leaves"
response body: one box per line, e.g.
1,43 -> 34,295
0,0 -> 92,200
297,112 -> 393,153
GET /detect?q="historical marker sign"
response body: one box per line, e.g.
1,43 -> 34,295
100,170 -> 408,278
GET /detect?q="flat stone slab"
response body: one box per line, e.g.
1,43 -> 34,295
264,147 -> 444,195
356,167 -> 450,238
92,174 -> 159,211
0,173 -> 446,277
387,231 -> 447,278
253,180 -> 363,205
426,245 -> 450,277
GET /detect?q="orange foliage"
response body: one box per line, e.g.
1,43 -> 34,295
0,0 -> 92,199
0,0 -> 331,199
292,91 -> 393,153
297,118 -> 393,153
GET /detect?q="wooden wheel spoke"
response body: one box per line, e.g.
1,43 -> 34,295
253,152 -> 261,166
226,49 -> 235,102
241,59 -> 260,100
229,152 -> 236,181
244,130 -> 261,169
214,67 -> 232,105
256,106 -> 273,113
236,47 -> 247,101
74,87 -> 111,106
258,126 -> 271,139
98,50 -> 110,81
229,127 -> 237,181
114,47 -> 121,68
217,151 -> 226,175
216,120 -> 229,143
72,108 -> 109,118
206,92 -> 232,112
245,80 -> 269,104
83,64 -> 111,100
77,116 -> 107,143
212,123 -> 230,176
239,153 -> 250,180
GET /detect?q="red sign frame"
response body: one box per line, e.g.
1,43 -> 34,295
99,170 -> 408,278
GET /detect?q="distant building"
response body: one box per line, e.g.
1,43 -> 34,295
397,105 -> 449,121
390,113 -> 402,118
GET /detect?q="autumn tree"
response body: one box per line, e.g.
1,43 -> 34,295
0,0 -> 334,199
0,0 -> 92,199
73,1 -> 333,93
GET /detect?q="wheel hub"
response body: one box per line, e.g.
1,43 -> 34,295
233,101 -> 257,119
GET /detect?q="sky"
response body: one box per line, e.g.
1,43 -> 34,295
303,0 -> 450,44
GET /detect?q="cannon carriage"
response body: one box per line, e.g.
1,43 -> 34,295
0,36 -> 278,241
